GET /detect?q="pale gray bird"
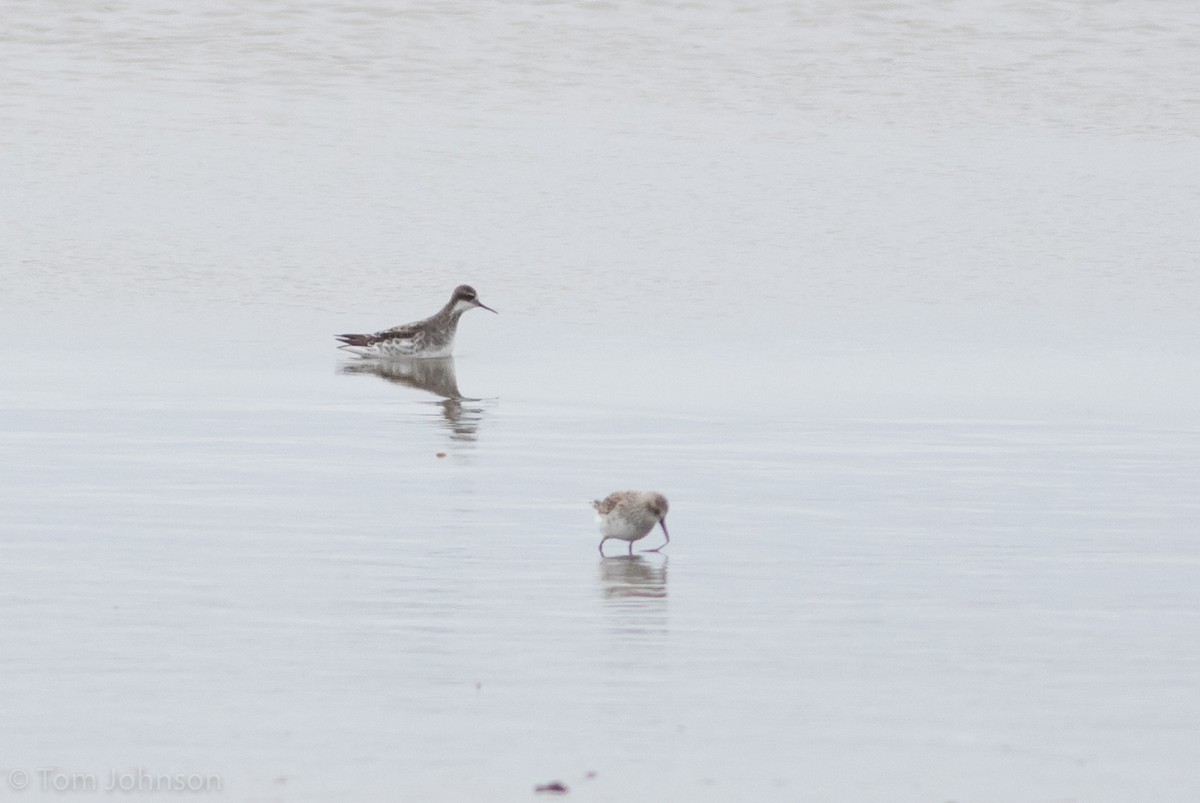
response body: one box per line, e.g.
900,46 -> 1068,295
593,491 -> 670,556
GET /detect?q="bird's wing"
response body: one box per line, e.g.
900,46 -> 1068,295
379,321 -> 423,338
335,322 -> 425,353
374,323 -> 425,352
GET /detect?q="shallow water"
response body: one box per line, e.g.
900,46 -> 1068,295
2,1 -> 1199,801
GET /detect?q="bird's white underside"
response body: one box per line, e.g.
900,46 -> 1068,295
341,338 -> 453,359
595,511 -> 657,541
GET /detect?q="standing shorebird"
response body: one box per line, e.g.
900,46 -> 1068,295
593,491 -> 670,556
336,284 -> 497,359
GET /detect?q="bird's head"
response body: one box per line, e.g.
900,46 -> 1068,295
451,285 -> 497,314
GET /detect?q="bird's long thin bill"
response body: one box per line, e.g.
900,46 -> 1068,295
475,301 -> 498,314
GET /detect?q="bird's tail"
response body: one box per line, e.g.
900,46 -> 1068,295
335,333 -> 374,348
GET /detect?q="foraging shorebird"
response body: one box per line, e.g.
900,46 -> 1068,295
593,491 -> 670,556
336,284 -> 497,358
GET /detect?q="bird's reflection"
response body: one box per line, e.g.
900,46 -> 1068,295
599,555 -> 668,601
340,356 -> 464,397
599,556 -> 668,640
339,357 -> 485,442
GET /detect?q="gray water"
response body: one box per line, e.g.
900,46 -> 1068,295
2,2 -> 1199,801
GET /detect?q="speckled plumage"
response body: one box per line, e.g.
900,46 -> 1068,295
336,284 -> 496,359
593,491 -> 670,556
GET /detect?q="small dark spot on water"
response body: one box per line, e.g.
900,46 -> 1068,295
436,452 -> 447,458
534,781 -> 568,794
584,771 -> 596,779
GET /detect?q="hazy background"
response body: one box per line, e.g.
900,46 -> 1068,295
2,1 -> 1198,801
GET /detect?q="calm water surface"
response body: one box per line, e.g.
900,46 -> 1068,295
2,1 -> 1199,801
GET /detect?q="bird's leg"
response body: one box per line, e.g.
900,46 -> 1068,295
627,541 -> 633,556
598,536 -> 610,557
